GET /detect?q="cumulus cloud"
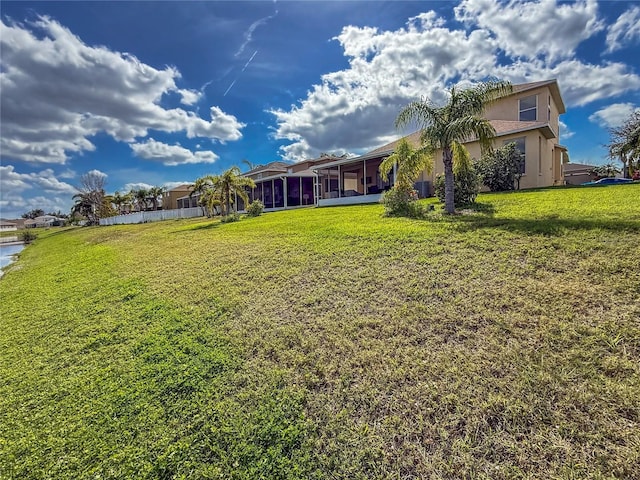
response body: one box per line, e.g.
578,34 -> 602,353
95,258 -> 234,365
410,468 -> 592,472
605,6 -> 640,54
0,164 -> 78,217
558,120 -> 574,139
589,103 -> 639,128
122,182 -> 154,192
130,138 -> 218,166
0,16 -> 244,164
271,1 -> 640,161
454,0 -> 603,62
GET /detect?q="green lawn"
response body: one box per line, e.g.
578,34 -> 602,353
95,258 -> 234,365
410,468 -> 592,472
1,185 -> 639,479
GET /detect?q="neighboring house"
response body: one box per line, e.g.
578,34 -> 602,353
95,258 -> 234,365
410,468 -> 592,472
24,215 -> 66,228
237,157 -> 342,211
165,184 -> 196,210
564,163 -> 597,185
315,79 -> 569,207
0,220 -> 17,231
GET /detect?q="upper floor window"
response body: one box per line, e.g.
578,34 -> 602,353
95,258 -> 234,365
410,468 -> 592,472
519,95 -> 537,121
548,95 -> 551,121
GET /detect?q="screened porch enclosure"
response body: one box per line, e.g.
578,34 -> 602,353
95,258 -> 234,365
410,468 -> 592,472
314,157 -> 394,200
236,175 -> 316,211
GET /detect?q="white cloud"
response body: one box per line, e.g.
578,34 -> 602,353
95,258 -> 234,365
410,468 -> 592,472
454,0 -> 603,62
86,169 -> 108,180
558,120 -> 574,139
0,16 -> 244,164
122,182 -> 154,193
606,6 -> 640,53
0,164 -> 78,218
178,88 -> 203,106
130,138 -> 218,166
235,10 -> 278,57
589,103 -> 639,129
271,2 -> 640,161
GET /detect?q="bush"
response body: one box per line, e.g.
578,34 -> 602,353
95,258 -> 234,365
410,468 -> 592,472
220,213 -> 241,224
475,143 -> 522,191
20,230 -> 37,244
246,200 -> 264,217
434,168 -> 481,207
382,186 -> 425,218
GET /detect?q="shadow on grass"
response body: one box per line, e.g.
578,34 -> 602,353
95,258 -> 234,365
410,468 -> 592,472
448,213 -> 639,236
171,220 -> 221,233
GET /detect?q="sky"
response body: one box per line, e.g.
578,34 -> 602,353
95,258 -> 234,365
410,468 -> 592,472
1,0 -> 639,218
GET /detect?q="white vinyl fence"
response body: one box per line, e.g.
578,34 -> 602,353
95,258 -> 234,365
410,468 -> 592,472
100,207 -> 205,226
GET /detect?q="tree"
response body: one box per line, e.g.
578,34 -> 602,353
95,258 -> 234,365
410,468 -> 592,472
379,138 -> 433,191
191,175 -> 220,217
71,171 -> 109,225
607,110 -> 640,177
132,188 -> 149,212
111,191 -> 133,215
475,142 -> 523,192
378,139 -> 433,216
22,209 -> 45,219
216,166 -> 256,216
148,186 -> 166,211
591,163 -> 621,179
396,80 -> 512,214
241,159 -> 260,171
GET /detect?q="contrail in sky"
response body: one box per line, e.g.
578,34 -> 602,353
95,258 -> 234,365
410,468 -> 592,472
223,50 -> 259,97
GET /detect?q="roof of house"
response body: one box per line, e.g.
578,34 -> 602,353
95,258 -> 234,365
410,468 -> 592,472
0,221 -> 16,226
564,162 -> 595,173
166,184 -> 193,193
364,119 -> 556,159
244,161 -> 290,176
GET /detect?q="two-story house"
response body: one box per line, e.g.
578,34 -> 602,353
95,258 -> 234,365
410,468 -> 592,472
313,79 -> 568,207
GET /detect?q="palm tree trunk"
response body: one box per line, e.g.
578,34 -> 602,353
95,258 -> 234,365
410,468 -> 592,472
443,147 -> 455,214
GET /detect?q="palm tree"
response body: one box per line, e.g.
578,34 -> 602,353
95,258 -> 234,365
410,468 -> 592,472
379,138 -> 433,191
241,159 -> 260,171
191,175 -> 219,217
396,80 -> 512,214
216,166 -> 256,216
132,188 -> 149,212
111,191 -> 131,214
148,186 -> 166,211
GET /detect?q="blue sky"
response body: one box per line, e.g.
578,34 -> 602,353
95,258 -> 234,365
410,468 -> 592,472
1,0 -> 639,218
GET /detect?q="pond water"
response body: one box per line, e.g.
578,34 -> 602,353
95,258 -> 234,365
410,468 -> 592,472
0,244 -> 25,276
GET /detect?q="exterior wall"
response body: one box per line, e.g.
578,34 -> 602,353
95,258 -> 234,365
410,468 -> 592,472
485,85 -> 560,136
0,224 -> 17,231
164,186 -> 193,210
427,130 -> 560,190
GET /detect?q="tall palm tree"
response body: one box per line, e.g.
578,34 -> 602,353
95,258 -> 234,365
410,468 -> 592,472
216,166 -> 256,216
396,80 -> 512,214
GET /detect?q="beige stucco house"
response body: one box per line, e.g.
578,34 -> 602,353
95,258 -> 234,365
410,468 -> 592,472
313,79 -> 568,207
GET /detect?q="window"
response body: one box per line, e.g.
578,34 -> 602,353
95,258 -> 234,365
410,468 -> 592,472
538,136 -> 542,175
519,95 -> 537,121
548,95 -> 551,121
505,137 -> 526,174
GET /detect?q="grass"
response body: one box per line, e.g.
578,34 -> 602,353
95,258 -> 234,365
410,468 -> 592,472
1,184 -> 639,479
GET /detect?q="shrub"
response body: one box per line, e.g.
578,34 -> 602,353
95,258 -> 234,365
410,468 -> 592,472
20,230 -> 37,244
434,168 -> 481,207
382,186 -> 425,218
475,143 -> 522,191
220,213 -> 241,224
246,200 -> 264,217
